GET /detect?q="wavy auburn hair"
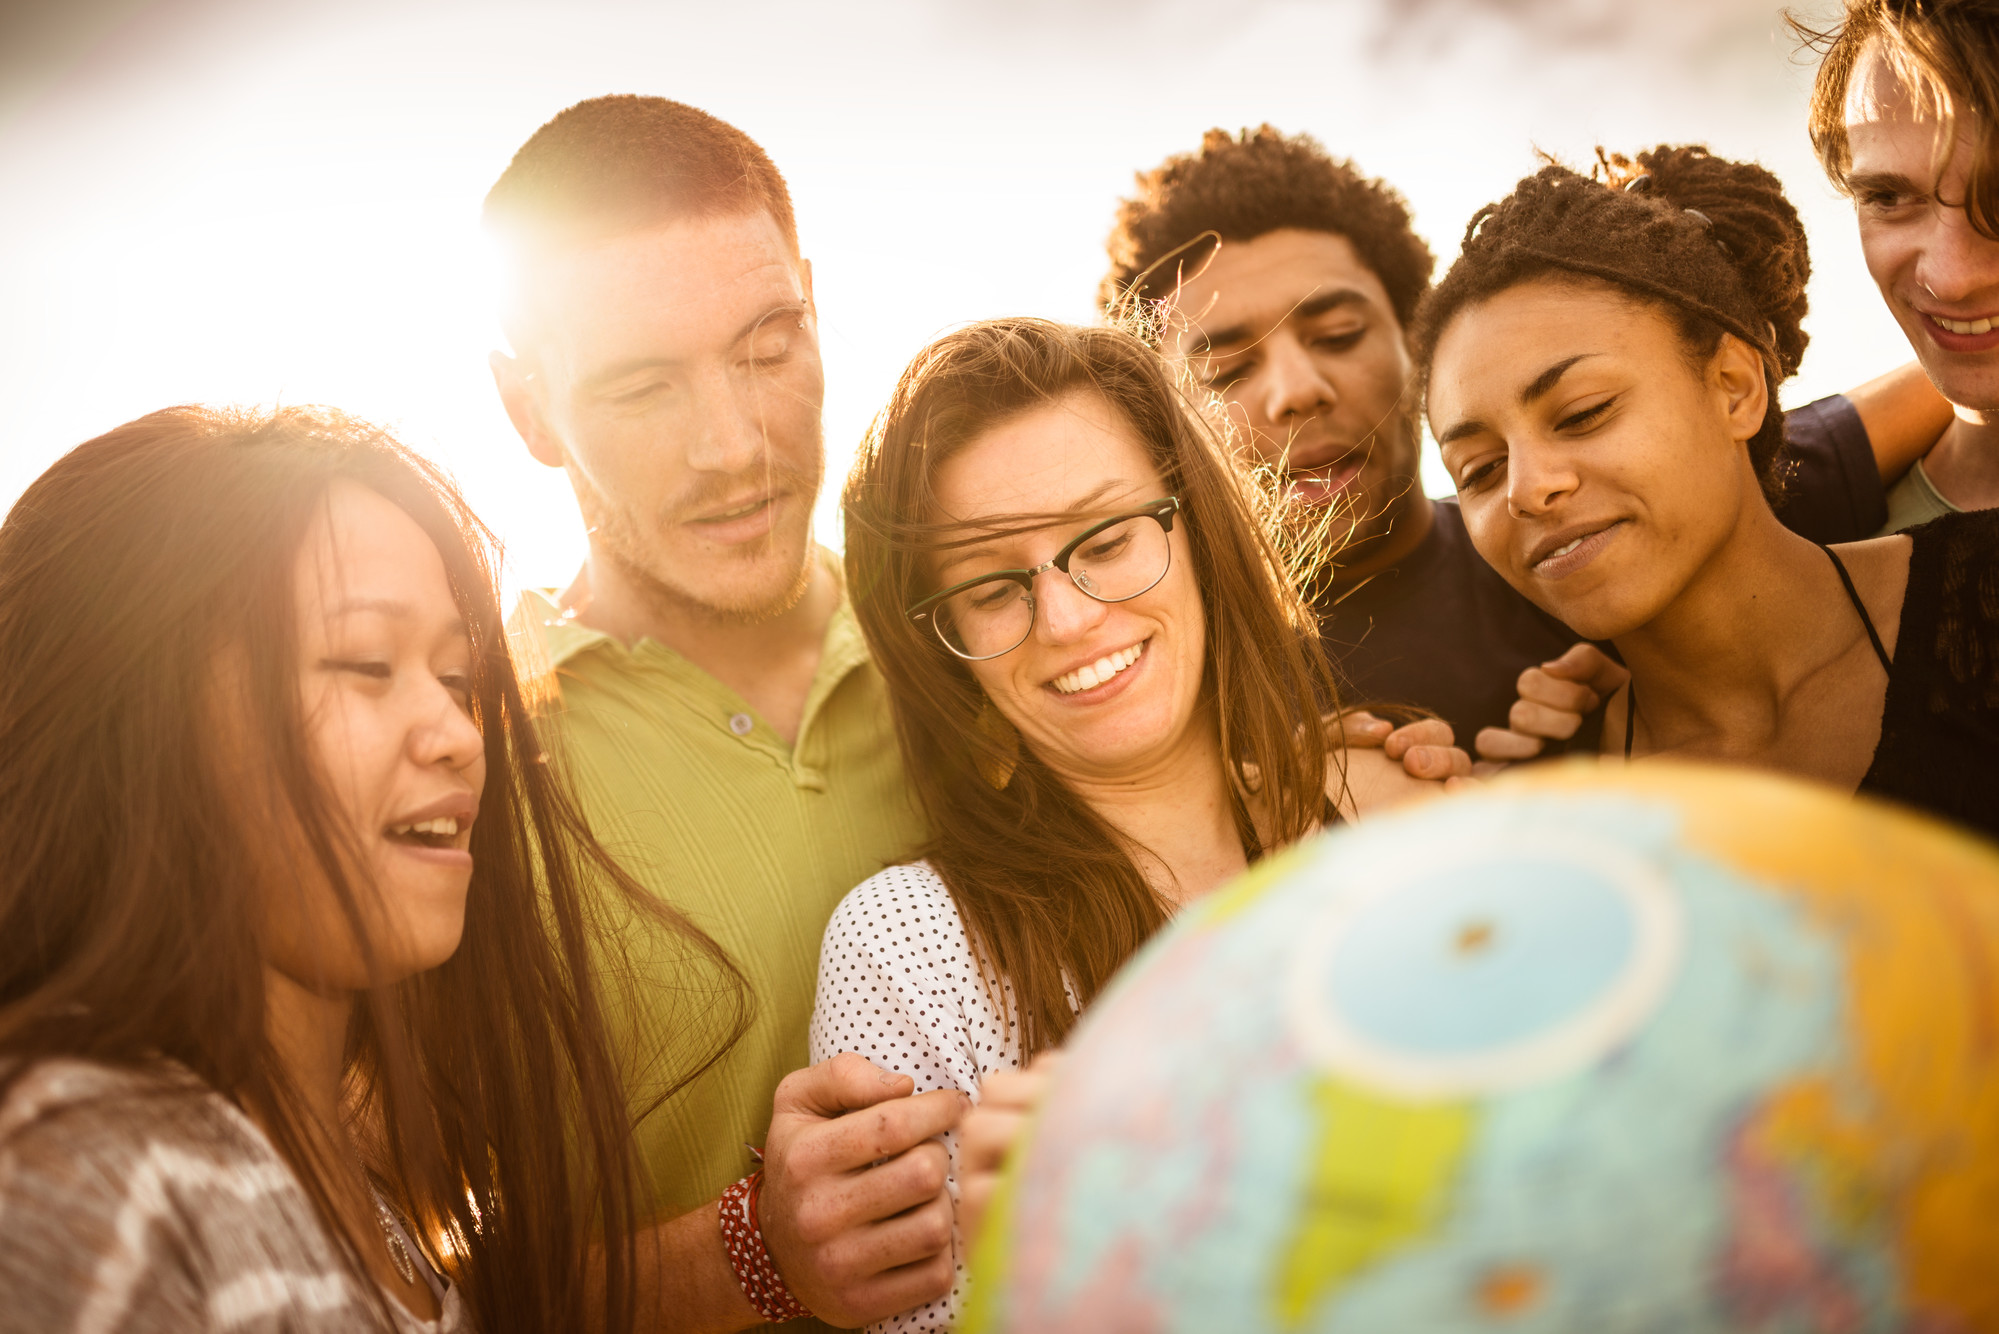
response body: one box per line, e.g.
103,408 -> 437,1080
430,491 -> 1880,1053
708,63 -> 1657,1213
843,319 -> 1339,1055
1791,0 -> 1999,240
0,405 -> 746,1333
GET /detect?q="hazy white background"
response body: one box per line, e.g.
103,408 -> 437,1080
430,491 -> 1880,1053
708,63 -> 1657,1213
0,0 -> 1911,597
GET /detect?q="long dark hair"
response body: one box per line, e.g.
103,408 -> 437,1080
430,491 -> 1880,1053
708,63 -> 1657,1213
844,319 -> 1339,1057
0,405 -> 747,1333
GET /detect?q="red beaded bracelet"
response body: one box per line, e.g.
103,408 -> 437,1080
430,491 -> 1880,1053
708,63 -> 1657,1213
719,1170 -> 813,1322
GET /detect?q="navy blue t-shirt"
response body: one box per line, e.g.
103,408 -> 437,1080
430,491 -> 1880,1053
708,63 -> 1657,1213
1316,395 -> 1884,743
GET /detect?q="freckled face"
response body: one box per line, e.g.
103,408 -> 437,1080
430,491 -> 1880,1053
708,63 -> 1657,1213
925,390 -> 1207,785
1427,280 -> 1763,639
257,480 -> 488,994
520,212 -> 826,619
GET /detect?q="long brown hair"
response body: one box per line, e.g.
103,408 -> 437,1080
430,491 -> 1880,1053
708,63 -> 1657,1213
843,319 -> 1338,1056
0,405 -> 747,1333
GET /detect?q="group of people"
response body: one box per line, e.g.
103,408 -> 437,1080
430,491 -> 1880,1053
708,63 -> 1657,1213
2,0 -> 1995,1331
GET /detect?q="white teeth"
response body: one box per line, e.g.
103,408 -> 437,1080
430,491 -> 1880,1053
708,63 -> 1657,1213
1937,315 -> 1996,335
392,817 -> 460,838
1052,642 -> 1146,695
1543,536 -> 1584,563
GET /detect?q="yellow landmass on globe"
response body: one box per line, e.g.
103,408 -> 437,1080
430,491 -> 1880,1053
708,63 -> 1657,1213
1512,762 -> 1999,1332
1274,1077 -> 1472,1328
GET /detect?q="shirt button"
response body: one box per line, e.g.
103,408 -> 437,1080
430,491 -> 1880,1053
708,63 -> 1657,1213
728,712 -> 754,736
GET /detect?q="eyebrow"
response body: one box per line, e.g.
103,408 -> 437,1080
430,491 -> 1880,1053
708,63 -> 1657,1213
1196,288 -> 1371,354
1435,353 -> 1601,446
331,597 -> 468,637
333,597 -> 413,618
933,479 -> 1135,571
1845,169 -> 1928,196
579,299 -> 809,393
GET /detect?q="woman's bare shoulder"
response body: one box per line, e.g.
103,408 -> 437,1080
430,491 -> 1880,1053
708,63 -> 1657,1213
1828,532 -> 1915,660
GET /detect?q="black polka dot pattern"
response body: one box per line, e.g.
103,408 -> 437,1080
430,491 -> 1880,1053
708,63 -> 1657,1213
810,862 -> 1069,1333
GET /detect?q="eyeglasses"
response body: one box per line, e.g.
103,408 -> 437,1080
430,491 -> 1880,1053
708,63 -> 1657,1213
906,497 -> 1181,661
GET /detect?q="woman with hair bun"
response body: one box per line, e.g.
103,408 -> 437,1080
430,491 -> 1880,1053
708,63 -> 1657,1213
1416,145 -> 1999,837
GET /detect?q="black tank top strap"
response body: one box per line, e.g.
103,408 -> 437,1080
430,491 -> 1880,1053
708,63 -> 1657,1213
1820,544 -> 1893,672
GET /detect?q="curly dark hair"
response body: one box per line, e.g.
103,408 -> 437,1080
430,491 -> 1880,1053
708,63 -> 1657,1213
1411,145 -> 1811,504
1100,126 -> 1435,334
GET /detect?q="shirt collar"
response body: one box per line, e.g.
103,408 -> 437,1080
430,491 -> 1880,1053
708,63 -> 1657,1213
505,548 -> 871,699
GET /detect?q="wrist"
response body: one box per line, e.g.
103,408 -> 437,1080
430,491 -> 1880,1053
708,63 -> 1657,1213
719,1171 -> 813,1323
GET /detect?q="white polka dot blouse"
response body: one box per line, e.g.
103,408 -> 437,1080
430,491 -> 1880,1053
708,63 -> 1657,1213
810,861 -> 1074,1334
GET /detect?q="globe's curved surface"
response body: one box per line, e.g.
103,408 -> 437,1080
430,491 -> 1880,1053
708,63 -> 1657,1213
965,762 -> 1999,1334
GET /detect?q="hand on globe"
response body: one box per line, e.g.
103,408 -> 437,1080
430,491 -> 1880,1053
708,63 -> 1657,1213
958,1053 -> 1064,1255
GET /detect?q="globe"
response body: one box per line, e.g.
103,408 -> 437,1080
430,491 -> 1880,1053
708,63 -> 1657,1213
964,761 -> 1999,1334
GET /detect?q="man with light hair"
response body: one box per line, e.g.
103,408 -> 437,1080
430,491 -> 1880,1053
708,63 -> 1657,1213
1800,0 -> 1999,528
485,96 -> 954,1331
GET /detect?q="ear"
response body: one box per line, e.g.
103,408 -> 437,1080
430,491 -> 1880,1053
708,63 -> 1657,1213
1712,332 -> 1770,446
490,350 -> 566,470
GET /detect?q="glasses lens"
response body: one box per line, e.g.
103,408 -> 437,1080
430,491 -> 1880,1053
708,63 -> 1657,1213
1068,513 -> 1170,603
934,578 -> 1033,658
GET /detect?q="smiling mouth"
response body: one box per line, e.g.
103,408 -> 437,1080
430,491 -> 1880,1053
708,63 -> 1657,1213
1052,640 -> 1146,695
1531,520 -> 1626,573
695,495 -> 774,524
386,816 -> 463,849
1933,314 -> 1999,336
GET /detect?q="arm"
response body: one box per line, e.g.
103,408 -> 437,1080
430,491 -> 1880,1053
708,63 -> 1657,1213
1845,361 -> 1953,486
629,1057 -> 965,1333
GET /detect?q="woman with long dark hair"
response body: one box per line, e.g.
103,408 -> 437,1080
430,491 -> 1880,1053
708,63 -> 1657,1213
1415,145 -> 1999,836
810,318 -> 1468,1331
0,405 -> 745,1331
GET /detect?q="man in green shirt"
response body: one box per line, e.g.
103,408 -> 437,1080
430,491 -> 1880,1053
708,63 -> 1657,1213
485,96 -> 958,1331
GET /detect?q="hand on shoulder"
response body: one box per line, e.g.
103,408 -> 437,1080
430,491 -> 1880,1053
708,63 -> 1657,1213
1474,641 -> 1627,766
1329,711 -> 1474,818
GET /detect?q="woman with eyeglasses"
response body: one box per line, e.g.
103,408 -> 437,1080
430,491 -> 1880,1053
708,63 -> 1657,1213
812,318 -> 1470,1332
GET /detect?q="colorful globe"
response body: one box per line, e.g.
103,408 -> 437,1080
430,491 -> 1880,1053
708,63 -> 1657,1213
964,762 -> 1999,1333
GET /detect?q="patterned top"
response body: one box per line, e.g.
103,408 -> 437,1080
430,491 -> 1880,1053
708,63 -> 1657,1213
0,1057 -> 465,1333
809,862 -> 1077,1334
507,552 -> 926,1235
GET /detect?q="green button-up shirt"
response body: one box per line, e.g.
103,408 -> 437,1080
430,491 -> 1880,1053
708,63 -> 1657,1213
508,567 -> 924,1221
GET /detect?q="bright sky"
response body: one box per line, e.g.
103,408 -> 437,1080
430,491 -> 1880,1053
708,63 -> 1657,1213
0,0 -> 1912,599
